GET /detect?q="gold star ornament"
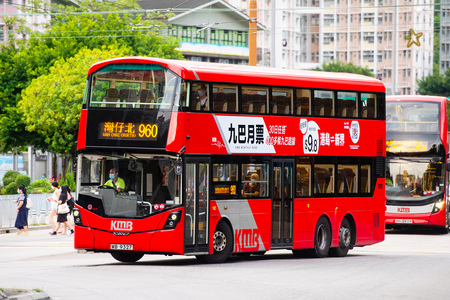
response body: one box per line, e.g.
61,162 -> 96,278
405,29 -> 423,48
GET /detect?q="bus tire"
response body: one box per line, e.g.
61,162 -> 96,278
199,221 -> 233,264
111,251 -> 144,263
311,216 -> 331,258
329,218 -> 352,257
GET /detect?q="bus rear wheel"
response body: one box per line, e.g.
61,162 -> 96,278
197,221 -> 233,263
311,216 -> 331,258
329,218 -> 352,257
111,251 -> 144,263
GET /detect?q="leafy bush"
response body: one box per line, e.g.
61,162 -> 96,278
60,172 -> 76,192
5,182 -> 18,195
30,178 -> 52,194
15,174 -> 31,187
2,170 -> 20,187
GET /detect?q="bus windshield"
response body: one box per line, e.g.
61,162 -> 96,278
386,158 -> 444,200
386,101 -> 440,133
77,155 -> 181,218
88,64 -> 180,110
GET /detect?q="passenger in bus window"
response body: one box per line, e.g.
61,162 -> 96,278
243,173 -> 260,197
105,168 -> 125,193
197,84 -> 209,111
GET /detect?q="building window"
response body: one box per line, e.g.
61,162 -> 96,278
181,26 -> 192,42
0,26 -> 4,41
234,31 -> 246,47
210,29 -> 219,44
220,30 -> 233,46
8,26 -> 13,40
193,29 -> 205,43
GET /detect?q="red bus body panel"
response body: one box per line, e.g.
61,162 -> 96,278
167,112 -> 385,156
77,109 -> 87,151
74,206 -> 185,255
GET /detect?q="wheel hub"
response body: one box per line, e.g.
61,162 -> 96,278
213,231 -> 226,252
339,227 -> 351,248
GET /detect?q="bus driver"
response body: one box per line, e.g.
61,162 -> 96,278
105,168 -> 125,193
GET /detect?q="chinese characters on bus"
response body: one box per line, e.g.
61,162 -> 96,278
215,116 -> 360,155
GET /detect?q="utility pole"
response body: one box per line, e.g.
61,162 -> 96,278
249,0 -> 257,66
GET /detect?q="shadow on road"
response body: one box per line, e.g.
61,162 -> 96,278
78,250 -> 370,267
385,227 -> 448,236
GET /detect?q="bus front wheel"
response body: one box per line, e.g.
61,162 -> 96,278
111,251 -> 144,263
329,218 -> 352,257
197,221 -> 233,263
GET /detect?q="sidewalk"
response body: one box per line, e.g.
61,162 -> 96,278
0,225 -> 52,235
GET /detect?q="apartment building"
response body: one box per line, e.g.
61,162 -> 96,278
0,0 -> 50,44
139,0 -> 265,64
227,0 -> 434,95
440,2 -> 450,74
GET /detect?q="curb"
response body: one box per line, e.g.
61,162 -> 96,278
0,290 -> 50,300
0,225 -> 52,235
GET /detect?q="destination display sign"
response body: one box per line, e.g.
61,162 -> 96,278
98,121 -> 158,141
386,140 -> 428,152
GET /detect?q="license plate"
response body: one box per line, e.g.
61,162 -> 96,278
110,244 -> 133,250
395,219 -> 413,224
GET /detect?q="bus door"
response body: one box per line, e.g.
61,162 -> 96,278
272,159 -> 294,247
184,159 -> 209,254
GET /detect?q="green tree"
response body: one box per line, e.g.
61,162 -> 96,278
416,69 -> 450,96
312,61 -> 374,77
0,0 -> 182,156
19,46 -> 131,157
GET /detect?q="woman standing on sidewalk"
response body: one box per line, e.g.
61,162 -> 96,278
47,181 -> 60,234
14,185 -> 29,236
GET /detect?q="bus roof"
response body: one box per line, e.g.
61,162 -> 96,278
387,95 -> 450,103
88,57 -> 386,93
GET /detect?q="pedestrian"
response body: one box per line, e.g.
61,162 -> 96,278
14,185 -> 29,236
47,181 -> 60,234
50,185 -> 74,235
63,185 -> 75,231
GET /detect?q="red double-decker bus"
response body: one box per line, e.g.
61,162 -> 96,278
74,57 -> 386,263
385,95 -> 450,232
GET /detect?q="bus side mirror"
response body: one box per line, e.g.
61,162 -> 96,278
175,159 -> 183,175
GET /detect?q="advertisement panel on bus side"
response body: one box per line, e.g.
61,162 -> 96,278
167,113 -> 385,157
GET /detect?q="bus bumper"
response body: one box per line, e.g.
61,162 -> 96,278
74,208 -> 185,255
385,209 -> 446,228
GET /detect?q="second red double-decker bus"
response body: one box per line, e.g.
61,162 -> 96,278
386,95 -> 450,232
74,57 -> 386,263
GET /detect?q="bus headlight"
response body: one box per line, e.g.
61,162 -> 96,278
164,211 -> 182,229
73,208 -> 83,225
432,201 -> 445,214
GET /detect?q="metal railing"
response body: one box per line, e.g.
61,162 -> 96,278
0,194 -> 53,228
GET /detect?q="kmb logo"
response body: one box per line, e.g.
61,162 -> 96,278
397,207 -> 410,213
111,220 -> 133,231
235,228 -> 260,252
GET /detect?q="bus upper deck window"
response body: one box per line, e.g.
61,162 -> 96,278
272,87 -> 293,115
295,89 -> 311,116
212,84 -> 237,113
337,92 -> 357,118
191,82 -> 210,111
361,93 -> 377,119
314,90 -> 334,117
242,86 -> 268,114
